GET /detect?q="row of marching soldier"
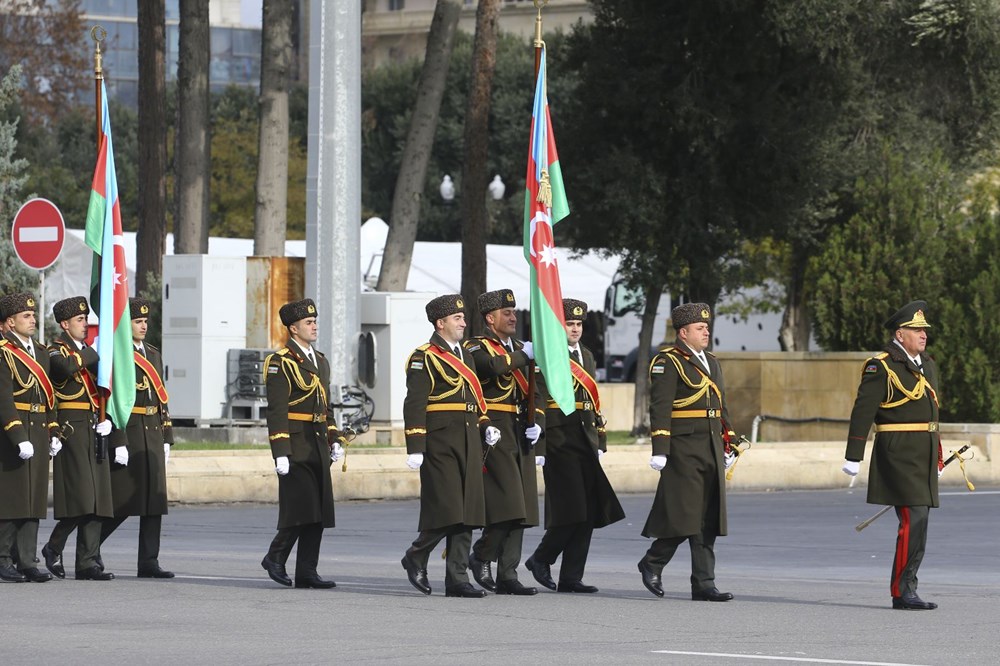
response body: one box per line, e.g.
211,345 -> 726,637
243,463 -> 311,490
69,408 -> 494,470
0,293 -> 173,583
258,291 -> 943,611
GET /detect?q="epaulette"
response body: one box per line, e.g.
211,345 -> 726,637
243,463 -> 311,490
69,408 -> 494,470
0,339 -> 6,347
276,347 -> 290,356
875,352 -> 888,359
417,343 -> 430,351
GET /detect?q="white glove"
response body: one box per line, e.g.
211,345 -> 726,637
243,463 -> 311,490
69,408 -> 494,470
650,454 -> 667,471
520,340 -> 534,360
938,467 -> 944,478
49,436 -> 62,457
597,448 -> 605,458
330,441 -> 344,462
406,453 -> 424,470
114,446 -> 129,466
275,456 -> 289,475
842,460 -> 860,477
535,455 -> 545,467
164,443 -> 171,465
525,423 -> 542,445
95,419 -> 112,436
484,426 -> 501,447
17,441 -> 34,460
724,451 -> 736,470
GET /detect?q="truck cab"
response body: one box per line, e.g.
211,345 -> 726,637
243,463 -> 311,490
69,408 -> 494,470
603,275 -> 670,382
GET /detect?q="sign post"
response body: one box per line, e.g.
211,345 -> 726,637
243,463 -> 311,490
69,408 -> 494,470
11,198 -> 66,343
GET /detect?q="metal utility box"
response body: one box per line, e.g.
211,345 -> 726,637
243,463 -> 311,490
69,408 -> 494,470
361,291 -> 435,425
162,255 -> 248,422
246,256 -> 305,349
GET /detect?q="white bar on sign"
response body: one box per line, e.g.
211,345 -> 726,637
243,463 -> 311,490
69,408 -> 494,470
18,227 -> 60,243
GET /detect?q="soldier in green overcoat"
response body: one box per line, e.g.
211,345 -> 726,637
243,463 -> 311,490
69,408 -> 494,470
400,294 -> 495,598
464,289 -> 546,595
42,296 -> 117,581
525,299 -> 624,594
101,298 -> 175,578
0,292 -> 58,583
842,300 -> 941,611
260,298 -> 345,589
638,303 -> 735,602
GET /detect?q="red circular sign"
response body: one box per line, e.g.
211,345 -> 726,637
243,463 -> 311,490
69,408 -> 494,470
11,198 -> 65,270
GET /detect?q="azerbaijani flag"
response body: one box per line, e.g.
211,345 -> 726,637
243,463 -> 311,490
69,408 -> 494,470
523,47 -> 574,414
84,80 -> 135,428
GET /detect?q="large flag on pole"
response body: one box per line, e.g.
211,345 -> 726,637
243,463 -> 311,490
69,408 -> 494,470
84,80 -> 135,428
523,46 -> 574,415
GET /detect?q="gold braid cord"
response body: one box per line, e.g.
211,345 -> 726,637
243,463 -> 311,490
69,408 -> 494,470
481,343 -> 516,403
425,353 -> 463,402
3,346 -> 39,395
659,352 -> 723,408
878,359 -> 937,409
952,449 -> 976,491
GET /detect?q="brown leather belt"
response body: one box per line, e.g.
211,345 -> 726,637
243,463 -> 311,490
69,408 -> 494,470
875,422 -> 938,433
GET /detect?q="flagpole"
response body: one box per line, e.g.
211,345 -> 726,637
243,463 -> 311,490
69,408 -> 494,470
91,25 -> 110,432
92,26 -> 106,153
526,1 -> 548,428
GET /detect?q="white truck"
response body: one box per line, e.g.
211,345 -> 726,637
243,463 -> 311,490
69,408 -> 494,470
601,273 -> 783,382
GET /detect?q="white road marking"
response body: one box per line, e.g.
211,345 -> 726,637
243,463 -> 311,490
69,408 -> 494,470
651,651 -> 930,666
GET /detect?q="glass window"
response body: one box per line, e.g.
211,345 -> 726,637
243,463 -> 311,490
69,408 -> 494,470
165,0 -> 180,20
211,27 -> 232,56
232,29 -> 261,57
82,0 -> 133,17
107,79 -> 138,108
388,0 -> 405,10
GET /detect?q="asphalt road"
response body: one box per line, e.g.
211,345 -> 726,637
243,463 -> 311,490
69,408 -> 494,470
6,487 -> 998,665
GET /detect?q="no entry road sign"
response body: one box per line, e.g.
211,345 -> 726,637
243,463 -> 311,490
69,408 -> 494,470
11,198 -> 65,271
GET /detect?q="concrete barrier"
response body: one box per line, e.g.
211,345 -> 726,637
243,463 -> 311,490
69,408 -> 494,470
165,430 -> 994,504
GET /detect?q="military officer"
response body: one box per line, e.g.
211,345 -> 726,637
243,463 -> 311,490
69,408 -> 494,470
0,293 -> 59,583
42,297 -> 117,581
638,303 -> 735,601
464,289 -> 545,595
400,294 -> 498,598
525,298 -> 624,594
100,298 -> 174,578
842,300 -> 941,610
260,298 -> 345,589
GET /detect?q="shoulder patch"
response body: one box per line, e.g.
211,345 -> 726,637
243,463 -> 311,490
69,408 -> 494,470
864,363 -> 879,374
267,364 -> 280,374
466,343 -> 481,352
651,365 -> 665,374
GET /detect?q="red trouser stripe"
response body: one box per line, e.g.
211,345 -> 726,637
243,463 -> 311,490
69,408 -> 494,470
891,506 -> 910,597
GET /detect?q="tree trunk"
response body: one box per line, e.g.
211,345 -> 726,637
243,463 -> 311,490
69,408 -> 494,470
686,255 -> 723,350
253,0 -> 294,257
136,1 -> 167,295
779,246 -> 811,351
376,0 -> 461,292
459,0 -> 501,336
174,0 -> 211,254
631,284 -> 662,437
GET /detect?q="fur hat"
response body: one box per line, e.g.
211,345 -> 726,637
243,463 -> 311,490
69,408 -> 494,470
0,293 -> 37,321
53,296 -> 90,323
671,303 -> 711,330
478,289 -> 516,315
426,294 -> 465,323
563,298 -> 587,322
130,298 -> 151,320
279,298 -> 317,327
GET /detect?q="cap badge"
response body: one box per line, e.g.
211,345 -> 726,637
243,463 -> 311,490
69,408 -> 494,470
456,298 -> 464,308
572,306 -> 584,316
140,304 -> 149,314
307,304 -> 316,314
26,298 -> 35,308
